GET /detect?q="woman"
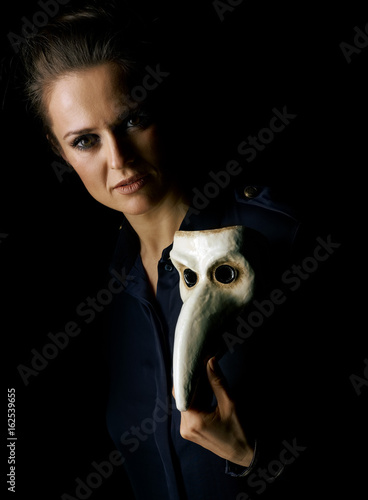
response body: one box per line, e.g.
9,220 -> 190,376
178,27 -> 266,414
19,2 -> 305,498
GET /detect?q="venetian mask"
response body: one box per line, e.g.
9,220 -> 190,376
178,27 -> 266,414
170,226 -> 256,412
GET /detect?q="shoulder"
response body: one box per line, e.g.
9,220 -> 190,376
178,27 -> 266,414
232,184 -> 300,220
187,184 -> 302,246
184,183 -> 307,274
229,184 -> 305,270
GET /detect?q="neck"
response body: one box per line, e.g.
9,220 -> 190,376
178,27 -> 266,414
125,188 -> 189,261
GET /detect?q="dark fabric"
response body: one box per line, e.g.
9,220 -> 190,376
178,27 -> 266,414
106,186 -> 306,499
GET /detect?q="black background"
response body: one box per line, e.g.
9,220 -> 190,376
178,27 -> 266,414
1,1 -> 367,499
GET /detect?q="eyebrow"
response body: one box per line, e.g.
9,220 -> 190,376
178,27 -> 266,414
63,128 -> 95,140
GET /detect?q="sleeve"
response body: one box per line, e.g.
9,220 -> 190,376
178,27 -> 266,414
225,440 -> 260,477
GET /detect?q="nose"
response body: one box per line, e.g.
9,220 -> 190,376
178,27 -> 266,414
106,133 -> 135,170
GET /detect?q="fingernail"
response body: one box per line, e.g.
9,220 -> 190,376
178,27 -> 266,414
209,357 -> 216,372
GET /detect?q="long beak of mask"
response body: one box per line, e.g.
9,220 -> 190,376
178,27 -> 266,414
170,226 -> 256,412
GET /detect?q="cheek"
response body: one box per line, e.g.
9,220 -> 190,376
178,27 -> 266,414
134,125 -> 164,164
69,157 -> 106,193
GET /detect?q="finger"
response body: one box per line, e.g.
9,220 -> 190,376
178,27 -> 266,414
206,357 -> 233,413
172,386 -> 176,400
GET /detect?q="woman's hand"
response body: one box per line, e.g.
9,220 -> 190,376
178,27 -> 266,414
173,357 -> 254,467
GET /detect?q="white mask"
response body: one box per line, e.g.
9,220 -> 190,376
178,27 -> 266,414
170,226 -> 255,412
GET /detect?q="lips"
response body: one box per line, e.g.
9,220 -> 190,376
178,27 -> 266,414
114,173 -> 148,189
113,173 -> 149,194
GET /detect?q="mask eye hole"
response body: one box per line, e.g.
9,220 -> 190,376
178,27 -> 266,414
215,265 -> 237,284
183,268 -> 198,288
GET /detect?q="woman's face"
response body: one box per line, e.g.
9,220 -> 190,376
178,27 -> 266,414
47,62 -> 170,216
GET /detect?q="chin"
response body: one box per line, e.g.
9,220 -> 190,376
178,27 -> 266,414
114,195 -> 161,217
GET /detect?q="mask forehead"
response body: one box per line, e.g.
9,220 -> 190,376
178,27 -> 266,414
170,225 -> 247,272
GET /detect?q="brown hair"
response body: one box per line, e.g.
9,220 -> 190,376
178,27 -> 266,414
19,1 -> 159,154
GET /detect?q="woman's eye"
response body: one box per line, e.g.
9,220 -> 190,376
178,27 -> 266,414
126,111 -> 152,129
127,115 -> 142,127
72,134 -> 98,150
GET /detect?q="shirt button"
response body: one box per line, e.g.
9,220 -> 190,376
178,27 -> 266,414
244,186 -> 258,199
164,263 -> 173,272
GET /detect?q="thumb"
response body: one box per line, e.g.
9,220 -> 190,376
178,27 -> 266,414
206,357 -> 232,412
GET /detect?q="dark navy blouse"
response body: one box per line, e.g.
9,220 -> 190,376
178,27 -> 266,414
106,185 -> 304,499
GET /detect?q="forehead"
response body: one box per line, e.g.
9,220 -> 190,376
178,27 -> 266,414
47,63 -> 133,133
